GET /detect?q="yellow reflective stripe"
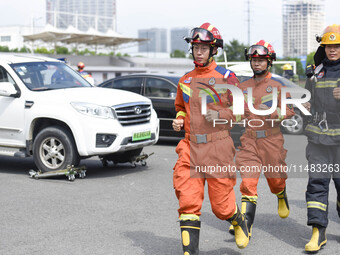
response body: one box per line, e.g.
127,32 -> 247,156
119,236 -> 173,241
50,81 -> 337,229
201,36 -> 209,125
179,214 -> 200,221
305,124 -> 340,136
264,42 -> 269,48
276,107 -> 284,121
241,195 -> 258,202
307,201 -> 327,211
261,94 -> 273,102
316,84 -> 338,88
261,97 -> 273,104
315,80 -> 339,88
261,91 -> 279,103
176,111 -> 186,118
180,226 -> 200,230
179,83 -> 192,97
207,24 -> 214,31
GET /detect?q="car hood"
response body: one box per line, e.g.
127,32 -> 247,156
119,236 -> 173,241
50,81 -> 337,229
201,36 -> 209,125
34,87 -> 151,106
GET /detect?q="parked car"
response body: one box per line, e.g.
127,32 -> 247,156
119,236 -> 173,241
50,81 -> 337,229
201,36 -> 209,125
0,55 -> 159,172
98,74 -> 244,146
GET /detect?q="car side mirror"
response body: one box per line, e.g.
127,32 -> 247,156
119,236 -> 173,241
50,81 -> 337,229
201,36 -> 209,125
0,82 -> 19,97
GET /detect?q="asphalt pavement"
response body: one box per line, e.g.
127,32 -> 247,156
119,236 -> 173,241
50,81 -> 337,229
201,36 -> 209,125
0,135 -> 339,255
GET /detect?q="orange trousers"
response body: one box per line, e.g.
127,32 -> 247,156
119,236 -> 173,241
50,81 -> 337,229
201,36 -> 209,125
173,137 -> 237,220
236,133 -> 288,197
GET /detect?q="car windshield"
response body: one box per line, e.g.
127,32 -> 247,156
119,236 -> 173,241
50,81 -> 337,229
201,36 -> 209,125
10,61 -> 92,91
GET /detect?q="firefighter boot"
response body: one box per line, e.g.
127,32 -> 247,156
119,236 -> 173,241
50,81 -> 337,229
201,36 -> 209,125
305,225 -> 327,253
276,187 -> 290,218
227,206 -> 250,249
229,198 -> 257,237
180,220 -> 201,255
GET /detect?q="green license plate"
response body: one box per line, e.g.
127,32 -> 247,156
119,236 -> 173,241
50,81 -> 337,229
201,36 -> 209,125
132,130 -> 151,141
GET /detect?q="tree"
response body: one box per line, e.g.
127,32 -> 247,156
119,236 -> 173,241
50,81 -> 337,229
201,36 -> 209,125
56,46 -> 69,55
77,48 -> 96,56
306,51 -> 316,66
217,39 -> 249,62
34,47 -> 53,54
19,46 -> 31,53
170,50 -> 186,58
0,46 -> 10,52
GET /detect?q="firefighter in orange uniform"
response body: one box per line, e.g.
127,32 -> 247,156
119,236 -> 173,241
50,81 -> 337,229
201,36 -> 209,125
229,40 -> 295,237
77,62 -> 95,85
172,23 -> 250,254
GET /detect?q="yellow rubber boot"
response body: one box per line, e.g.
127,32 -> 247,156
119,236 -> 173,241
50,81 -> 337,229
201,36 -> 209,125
229,198 -> 257,237
305,225 -> 327,253
277,187 -> 290,218
180,220 -> 200,255
227,206 -> 250,249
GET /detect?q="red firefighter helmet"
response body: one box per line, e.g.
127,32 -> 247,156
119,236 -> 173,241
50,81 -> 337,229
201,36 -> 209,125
245,40 -> 276,61
77,62 -> 85,70
184,22 -> 223,48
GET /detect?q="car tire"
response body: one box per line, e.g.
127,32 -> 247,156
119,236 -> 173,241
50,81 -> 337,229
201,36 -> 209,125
282,109 -> 304,135
33,126 -> 80,172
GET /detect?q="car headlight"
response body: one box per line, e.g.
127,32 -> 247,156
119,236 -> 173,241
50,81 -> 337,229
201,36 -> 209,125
71,102 -> 116,119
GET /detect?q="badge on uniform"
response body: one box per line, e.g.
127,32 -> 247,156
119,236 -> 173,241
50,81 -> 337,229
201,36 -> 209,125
184,77 -> 192,84
208,77 -> 216,85
266,85 -> 272,93
317,71 -> 324,78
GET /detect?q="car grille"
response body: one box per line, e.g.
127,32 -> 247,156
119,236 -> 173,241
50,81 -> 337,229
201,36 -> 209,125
113,102 -> 151,126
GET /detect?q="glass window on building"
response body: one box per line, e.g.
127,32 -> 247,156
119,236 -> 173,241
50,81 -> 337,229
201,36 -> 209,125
1,36 -> 11,42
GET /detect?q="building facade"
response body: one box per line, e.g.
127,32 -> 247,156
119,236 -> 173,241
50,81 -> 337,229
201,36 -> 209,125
170,28 -> 190,54
46,0 -> 117,33
283,0 -> 325,58
0,26 -> 44,51
138,28 -> 167,53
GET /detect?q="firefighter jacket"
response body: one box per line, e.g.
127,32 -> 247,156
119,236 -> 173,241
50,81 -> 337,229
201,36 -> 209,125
238,72 -> 295,131
304,58 -> 340,145
175,60 -> 240,136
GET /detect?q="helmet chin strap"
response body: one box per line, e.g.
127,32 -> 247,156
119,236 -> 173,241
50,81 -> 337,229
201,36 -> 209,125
192,45 -> 214,67
251,59 -> 271,76
253,69 -> 267,75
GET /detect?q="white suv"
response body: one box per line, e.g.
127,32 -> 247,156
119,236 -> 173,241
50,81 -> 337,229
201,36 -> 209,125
0,55 -> 159,172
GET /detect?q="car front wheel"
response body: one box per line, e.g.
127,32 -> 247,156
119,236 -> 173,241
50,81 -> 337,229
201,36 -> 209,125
282,109 -> 304,135
33,126 -> 80,172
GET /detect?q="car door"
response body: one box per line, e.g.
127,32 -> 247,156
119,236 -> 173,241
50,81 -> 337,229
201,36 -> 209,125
0,65 -> 26,146
144,77 -> 182,137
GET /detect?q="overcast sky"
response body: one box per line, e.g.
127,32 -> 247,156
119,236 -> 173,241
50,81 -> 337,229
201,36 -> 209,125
0,0 -> 338,57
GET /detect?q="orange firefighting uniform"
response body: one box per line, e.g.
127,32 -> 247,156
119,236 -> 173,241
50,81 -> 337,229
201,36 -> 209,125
173,60 -> 240,220
235,72 -> 295,199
